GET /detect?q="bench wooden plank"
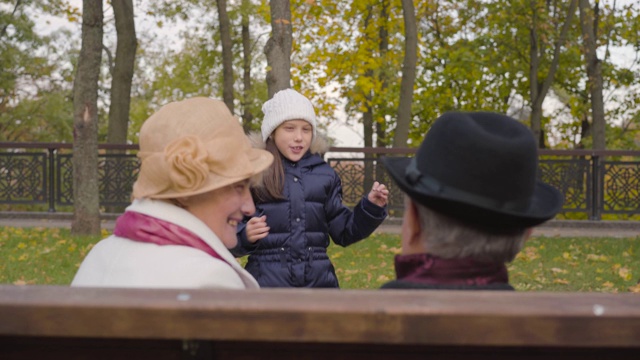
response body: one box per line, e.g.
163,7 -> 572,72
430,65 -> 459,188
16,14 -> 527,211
2,337 -> 638,360
1,285 -> 639,349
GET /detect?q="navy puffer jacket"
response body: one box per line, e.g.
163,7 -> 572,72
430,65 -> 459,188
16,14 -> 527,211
233,149 -> 387,288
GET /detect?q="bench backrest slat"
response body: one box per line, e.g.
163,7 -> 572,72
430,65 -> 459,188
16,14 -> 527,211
1,285 -> 639,348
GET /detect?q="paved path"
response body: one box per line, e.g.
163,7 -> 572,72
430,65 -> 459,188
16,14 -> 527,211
376,219 -> 640,238
375,224 -> 640,238
1,214 -> 639,238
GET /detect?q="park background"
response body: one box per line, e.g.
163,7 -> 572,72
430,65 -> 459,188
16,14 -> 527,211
1,0 -> 640,292
4,0 -> 640,149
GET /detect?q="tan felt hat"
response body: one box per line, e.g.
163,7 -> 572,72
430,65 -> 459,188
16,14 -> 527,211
132,97 -> 273,199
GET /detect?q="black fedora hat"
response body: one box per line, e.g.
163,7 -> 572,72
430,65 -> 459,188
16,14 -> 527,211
382,112 -> 563,229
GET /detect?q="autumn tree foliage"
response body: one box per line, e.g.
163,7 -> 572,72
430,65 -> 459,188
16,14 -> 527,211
5,0 -> 640,151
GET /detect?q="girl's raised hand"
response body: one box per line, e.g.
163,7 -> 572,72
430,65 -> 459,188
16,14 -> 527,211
246,215 -> 270,243
367,181 -> 389,207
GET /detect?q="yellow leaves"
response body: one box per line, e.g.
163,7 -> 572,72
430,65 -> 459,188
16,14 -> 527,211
617,267 -> 633,281
586,254 -> 609,262
551,267 -> 568,274
388,246 -> 402,254
551,267 -> 569,285
602,281 -> 615,289
17,242 -> 27,249
516,246 -> 539,262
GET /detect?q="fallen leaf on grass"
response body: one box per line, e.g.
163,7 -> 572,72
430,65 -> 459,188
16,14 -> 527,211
551,267 -> 568,274
618,267 -> 633,281
388,247 -> 402,254
586,254 -> 608,262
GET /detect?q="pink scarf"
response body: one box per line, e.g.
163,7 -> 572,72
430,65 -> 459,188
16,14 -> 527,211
113,211 -> 226,263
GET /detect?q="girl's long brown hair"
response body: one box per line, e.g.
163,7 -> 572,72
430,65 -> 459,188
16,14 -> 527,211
252,138 -> 285,202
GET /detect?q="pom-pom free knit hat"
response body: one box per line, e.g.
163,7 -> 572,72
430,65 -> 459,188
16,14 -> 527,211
382,112 -> 563,229
261,88 -> 317,141
132,97 -> 273,199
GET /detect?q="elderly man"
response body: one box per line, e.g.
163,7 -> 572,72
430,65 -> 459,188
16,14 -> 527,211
381,112 -> 563,290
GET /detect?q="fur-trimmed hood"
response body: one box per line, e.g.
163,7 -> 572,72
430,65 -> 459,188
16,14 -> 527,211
247,131 -> 330,155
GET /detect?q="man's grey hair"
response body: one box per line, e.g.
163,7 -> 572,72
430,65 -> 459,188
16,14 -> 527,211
411,197 -> 528,263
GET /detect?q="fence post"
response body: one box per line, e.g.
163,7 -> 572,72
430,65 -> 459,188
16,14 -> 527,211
590,154 -> 601,220
47,148 -> 56,213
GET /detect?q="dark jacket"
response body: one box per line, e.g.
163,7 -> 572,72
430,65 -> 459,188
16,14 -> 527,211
233,149 -> 387,288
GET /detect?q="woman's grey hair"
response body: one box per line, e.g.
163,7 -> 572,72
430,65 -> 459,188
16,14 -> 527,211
411,197 -> 528,263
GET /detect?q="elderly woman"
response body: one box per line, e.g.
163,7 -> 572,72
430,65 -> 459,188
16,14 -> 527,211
72,98 -> 273,289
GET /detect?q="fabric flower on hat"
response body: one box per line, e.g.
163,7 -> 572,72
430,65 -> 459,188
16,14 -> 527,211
164,135 -> 209,193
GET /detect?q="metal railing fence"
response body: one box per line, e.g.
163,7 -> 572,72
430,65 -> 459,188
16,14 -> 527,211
2,142 -> 640,220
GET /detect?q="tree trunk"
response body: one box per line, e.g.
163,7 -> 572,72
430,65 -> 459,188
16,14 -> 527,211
362,5 -> 375,193
375,0 -> 389,184
217,0 -> 235,113
241,0 -> 253,132
528,0 -> 578,148
265,0 -> 292,98
578,0 -> 606,150
393,0 -> 417,148
72,0 -> 103,236
106,0 -> 136,148
363,83 -> 374,196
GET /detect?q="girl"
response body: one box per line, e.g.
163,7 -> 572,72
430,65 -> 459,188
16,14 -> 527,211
233,88 -> 389,288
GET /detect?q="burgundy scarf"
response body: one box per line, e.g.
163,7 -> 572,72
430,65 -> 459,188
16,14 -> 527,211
113,211 -> 226,263
394,253 -> 508,286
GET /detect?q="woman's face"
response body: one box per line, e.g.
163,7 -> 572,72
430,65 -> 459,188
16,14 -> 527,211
183,179 -> 255,248
273,119 -> 313,162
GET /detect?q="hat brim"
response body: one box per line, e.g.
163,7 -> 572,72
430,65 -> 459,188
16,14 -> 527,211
141,148 -> 273,200
382,156 -> 563,229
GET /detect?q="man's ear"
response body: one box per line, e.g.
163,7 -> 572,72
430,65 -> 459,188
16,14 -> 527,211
402,200 -> 426,254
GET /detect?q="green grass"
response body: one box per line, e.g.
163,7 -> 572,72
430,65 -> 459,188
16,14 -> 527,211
0,227 -> 106,285
1,226 -> 639,292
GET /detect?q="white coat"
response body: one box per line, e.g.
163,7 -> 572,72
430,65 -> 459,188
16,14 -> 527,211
71,199 -> 259,289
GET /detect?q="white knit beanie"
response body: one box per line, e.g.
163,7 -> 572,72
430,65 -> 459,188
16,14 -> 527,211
261,88 -> 317,141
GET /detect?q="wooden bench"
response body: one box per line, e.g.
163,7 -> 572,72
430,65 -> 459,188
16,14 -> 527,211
1,285 -> 639,359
